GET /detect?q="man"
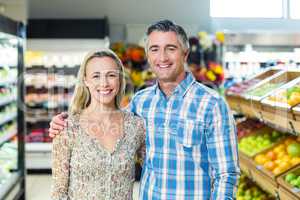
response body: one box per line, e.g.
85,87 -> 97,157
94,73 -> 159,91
49,20 -> 240,199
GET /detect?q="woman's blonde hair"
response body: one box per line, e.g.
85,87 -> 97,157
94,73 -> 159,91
69,48 -> 126,115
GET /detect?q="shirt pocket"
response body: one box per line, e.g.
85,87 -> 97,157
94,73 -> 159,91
175,119 -> 205,148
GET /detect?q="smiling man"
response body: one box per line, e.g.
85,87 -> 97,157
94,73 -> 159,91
130,20 -> 240,200
49,20 -> 240,200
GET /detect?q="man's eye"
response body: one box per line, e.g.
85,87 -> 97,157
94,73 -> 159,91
167,47 -> 176,51
150,48 -> 158,52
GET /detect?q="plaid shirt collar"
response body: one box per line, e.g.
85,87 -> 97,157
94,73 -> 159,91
154,71 -> 196,98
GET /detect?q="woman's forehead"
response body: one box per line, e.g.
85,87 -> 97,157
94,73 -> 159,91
86,57 -> 119,72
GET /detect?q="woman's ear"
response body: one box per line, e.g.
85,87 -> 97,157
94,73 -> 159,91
83,77 -> 89,88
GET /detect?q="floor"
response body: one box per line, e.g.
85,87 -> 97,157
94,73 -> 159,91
26,174 -> 140,200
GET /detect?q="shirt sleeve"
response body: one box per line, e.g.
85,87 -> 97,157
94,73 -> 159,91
125,95 -> 136,114
51,122 -> 74,200
205,97 -> 241,200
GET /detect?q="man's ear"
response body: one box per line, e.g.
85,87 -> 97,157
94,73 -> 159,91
184,50 -> 190,62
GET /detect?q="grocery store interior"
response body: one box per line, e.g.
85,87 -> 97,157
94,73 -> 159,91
2,0 -> 300,199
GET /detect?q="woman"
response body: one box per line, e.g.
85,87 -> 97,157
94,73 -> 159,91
51,49 -> 145,200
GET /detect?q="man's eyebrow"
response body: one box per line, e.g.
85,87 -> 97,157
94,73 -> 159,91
149,45 -> 159,50
165,44 -> 178,48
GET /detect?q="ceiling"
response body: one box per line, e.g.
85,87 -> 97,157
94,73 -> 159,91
28,0 -> 210,28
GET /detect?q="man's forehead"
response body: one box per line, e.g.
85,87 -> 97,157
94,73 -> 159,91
148,31 -> 180,45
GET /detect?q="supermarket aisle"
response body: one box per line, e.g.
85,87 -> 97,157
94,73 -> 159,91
26,175 -> 140,200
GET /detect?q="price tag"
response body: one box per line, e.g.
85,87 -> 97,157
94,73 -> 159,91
256,165 -> 263,171
292,188 -> 300,193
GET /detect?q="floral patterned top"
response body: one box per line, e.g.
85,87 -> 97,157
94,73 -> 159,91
51,111 -> 145,200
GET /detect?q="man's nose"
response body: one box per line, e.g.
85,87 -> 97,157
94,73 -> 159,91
159,50 -> 168,62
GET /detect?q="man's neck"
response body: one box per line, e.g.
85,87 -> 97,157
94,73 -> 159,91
158,72 -> 186,98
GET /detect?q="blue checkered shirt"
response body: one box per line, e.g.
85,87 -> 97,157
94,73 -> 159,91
129,72 -> 240,200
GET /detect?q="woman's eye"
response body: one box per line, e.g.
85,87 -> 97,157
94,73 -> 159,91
107,73 -> 118,77
92,75 -> 100,79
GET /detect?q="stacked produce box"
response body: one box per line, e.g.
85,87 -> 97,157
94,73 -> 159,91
226,68 -> 300,199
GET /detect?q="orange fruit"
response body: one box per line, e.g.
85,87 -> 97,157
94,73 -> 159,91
272,167 -> 283,175
282,155 -> 292,162
277,151 -> 286,159
279,161 -> 290,171
291,157 -> 300,165
255,154 -> 268,165
264,161 -> 276,171
275,159 -> 282,165
266,151 -> 277,161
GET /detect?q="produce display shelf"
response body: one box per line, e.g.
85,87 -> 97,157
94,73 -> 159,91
0,172 -> 20,199
227,97 -> 300,136
0,129 -> 16,145
0,113 -> 17,127
277,165 -> 300,199
244,70 -> 300,102
0,96 -> 16,107
278,187 -> 299,200
25,142 -> 52,152
239,154 -> 279,198
0,80 -> 16,86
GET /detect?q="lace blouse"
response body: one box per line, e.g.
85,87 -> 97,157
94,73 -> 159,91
51,111 -> 145,200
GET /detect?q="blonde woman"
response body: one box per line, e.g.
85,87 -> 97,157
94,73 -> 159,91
51,49 -> 145,200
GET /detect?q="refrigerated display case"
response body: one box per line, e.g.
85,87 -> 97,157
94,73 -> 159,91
0,15 -> 25,199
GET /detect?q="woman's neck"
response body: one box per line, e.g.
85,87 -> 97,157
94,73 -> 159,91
83,101 -> 118,118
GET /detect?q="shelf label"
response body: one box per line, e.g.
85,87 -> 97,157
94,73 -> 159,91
256,165 -> 263,170
292,188 -> 300,193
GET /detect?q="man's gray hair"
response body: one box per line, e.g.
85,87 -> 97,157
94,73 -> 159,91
144,20 -> 190,53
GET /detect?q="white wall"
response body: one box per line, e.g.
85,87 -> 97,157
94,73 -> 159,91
0,0 -> 27,23
27,0 -> 300,42
28,0 -> 211,42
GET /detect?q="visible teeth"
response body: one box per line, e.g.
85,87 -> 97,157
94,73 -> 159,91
159,65 -> 170,68
98,90 -> 111,95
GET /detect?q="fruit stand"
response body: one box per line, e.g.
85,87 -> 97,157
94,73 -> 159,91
226,69 -> 300,199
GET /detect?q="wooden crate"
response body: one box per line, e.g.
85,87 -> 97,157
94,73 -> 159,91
239,151 -> 254,178
259,103 -> 300,136
245,70 -> 300,102
277,165 -> 300,199
278,186 -> 300,200
225,95 -> 243,113
225,68 -> 282,97
250,163 -> 279,196
249,137 -> 299,183
239,98 -> 262,118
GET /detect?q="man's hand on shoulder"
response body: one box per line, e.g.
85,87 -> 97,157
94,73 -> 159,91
49,112 -> 68,138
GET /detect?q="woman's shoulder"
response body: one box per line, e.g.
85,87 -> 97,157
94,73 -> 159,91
124,111 -> 145,134
64,113 -> 81,134
124,111 -> 144,125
